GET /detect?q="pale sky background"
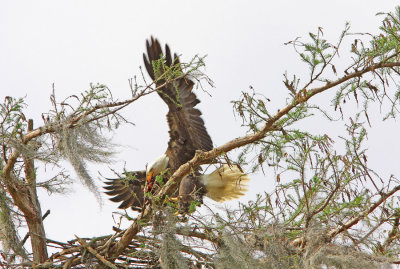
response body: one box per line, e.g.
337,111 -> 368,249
1,0 -> 400,252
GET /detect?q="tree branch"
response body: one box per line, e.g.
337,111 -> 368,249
105,60 -> 400,259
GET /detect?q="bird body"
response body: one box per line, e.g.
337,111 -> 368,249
105,37 -> 249,212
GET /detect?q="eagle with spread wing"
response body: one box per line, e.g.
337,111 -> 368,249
104,37 -> 249,212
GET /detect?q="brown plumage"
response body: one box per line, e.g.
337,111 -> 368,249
104,37 -> 249,212
104,37 -> 213,210
104,171 -> 146,210
143,37 -> 213,171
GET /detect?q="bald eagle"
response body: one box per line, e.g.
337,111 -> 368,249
104,37 -> 249,212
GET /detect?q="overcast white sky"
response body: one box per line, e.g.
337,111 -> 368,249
1,1 -> 400,249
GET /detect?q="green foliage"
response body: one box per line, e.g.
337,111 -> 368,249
151,54 -> 212,107
2,6 -> 400,268
336,8 -> 400,120
188,200 -> 201,214
152,57 -> 184,83
300,30 -> 334,71
0,97 -> 27,165
0,97 -> 27,132
228,6 -> 400,267
155,175 -> 164,186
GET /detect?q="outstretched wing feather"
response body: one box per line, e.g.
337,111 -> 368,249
103,170 -> 146,210
143,37 -> 213,171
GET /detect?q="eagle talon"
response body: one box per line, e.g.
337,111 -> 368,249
168,197 -> 179,203
174,211 -> 181,216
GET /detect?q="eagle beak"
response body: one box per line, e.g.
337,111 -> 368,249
146,171 -> 153,183
144,171 -> 155,192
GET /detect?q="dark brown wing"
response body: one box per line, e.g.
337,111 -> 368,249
143,37 -> 213,172
103,171 -> 146,211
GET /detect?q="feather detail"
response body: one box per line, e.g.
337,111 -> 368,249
201,165 -> 250,202
146,154 -> 169,175
143,37 -> 213,172
103,170 -> 146,210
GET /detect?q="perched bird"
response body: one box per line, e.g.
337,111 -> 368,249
104,37 -> 249,212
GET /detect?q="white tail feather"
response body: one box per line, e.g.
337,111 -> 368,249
201,164 -> 250,202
